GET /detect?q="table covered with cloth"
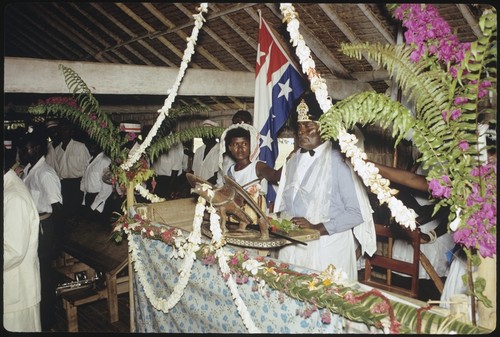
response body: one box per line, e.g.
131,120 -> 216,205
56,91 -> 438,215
129,233 -> 377,333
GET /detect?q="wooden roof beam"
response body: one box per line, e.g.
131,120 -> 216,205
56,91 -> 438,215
8,10 -> 76,60
114,3 -> 182,67
5,57 -> 373,99
54,3 -> 130,64
318,4 -> 380,71
175,3 -> 254,72
34,3 -> 111,63
210,4 -> 258,52
357,4 -> 396,45
69,3 -> 136,64
90,3 -> 161,66
456,4 -> 482,38
143,3 -> 227,71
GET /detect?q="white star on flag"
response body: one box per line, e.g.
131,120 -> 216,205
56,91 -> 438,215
257,50 -> 266,66
277,79 -> 293,100
260,130 -> 273,150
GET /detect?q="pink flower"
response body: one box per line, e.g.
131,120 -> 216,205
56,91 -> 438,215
458,141 -> 469,151
480,80 -> 492,88
429,176 -> 451,199
450,108 -> 461,120
371,300 -> 390,314
321,310 -> 331,324
478,88 -> 488,99
453,96 -> 468,105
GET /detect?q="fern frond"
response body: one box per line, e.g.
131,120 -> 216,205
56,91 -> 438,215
341,43 -> 453,123
147,126 -> 224,161
320,91 -> 416,147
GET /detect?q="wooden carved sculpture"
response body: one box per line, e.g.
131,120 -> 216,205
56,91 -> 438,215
186,173 -> 270,240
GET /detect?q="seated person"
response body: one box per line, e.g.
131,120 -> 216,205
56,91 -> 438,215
370,160 -> 457,300
390,186 -> 455,280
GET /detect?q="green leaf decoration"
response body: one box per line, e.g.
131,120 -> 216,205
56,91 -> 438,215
27,65 -> 220,187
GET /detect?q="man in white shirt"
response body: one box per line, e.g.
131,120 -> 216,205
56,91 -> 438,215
191,119 -> 221,185
151,138 -> 185,199
3,141 -> 42,332
275,92 -> 374,281
80,140 -> 113,224
19,130 -> 63,331
53,119 -> 91,221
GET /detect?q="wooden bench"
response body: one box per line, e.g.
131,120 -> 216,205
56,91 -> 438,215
56,219 -> 129,332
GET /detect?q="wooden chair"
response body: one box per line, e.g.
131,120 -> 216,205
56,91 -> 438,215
361,223 -> 421,298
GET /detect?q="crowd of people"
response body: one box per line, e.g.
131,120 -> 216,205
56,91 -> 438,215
5,94 -> 486,331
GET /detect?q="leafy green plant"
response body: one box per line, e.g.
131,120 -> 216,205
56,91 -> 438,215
320,5 -> 496,251
319,4 -> 496,308
28,64 -> 224,187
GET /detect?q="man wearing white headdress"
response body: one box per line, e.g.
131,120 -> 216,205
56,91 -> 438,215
275,91 -> 375,281
191,120 -> 221,185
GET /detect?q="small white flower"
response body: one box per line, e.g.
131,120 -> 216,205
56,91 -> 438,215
242,259 -> 264,276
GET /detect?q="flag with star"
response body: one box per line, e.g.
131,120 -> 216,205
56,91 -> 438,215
254,15 -> 308,206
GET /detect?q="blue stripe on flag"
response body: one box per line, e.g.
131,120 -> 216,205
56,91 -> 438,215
254,17 -> 308,207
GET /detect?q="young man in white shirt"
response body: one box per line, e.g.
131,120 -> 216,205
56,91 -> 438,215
19,130 -> 63,331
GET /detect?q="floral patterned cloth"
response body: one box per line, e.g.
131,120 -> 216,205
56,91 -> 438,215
130,234 -> 356,333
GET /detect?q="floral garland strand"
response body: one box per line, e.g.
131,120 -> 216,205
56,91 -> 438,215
125,198 -> 206,313
121,3 -> 208,172
134,184 -> 166,203
114,217 -> 488,333
280,3 -> 417,230
205,203 -> 260,332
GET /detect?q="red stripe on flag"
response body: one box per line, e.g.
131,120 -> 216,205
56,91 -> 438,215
255,18 -> 288,84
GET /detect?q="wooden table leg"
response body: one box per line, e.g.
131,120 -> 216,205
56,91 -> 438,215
106,273 -> 119,323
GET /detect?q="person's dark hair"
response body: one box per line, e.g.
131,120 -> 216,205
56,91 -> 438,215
3,148 -> 17,172
225,127 -> 250,143
20,129 -> 49,157
232,110 -> 253,124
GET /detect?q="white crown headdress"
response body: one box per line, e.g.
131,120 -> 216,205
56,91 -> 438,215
297,99 -> 311,122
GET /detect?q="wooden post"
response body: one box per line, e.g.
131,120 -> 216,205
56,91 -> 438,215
477,254 -> 496,330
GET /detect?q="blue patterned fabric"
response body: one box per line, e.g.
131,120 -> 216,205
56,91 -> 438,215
131,234 -> 346,333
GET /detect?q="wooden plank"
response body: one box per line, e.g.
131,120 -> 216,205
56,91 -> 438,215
368,255 -> 416,275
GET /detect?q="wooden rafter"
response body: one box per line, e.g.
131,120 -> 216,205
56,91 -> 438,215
114,3 -> 180,67
34,3 -> 109,62
90,3 -> 160,66
357,4 -> 396,45
68,4 -> 140,64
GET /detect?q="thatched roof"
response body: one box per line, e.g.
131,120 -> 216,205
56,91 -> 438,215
4,3 -> 491,117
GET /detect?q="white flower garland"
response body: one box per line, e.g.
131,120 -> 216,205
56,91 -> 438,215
126,198 -> 204,313
121,3 -> 208,171
134,183 -> 166,203
280,3 -> 417,230
204,186 -> 260,332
